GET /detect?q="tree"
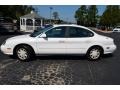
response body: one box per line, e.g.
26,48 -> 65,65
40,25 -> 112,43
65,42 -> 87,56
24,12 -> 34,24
75,5 -> 98,27
87,5 -> 98,27
100,5 -> 120,28
53,11 -> 59,20
75,5 -> 87,26
0,5 -> 35,20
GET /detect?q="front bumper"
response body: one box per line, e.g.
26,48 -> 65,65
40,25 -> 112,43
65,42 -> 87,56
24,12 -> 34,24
0,45 -> 13,55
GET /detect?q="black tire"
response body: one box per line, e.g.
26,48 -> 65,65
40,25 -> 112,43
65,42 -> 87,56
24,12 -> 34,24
15,45 -> 35,61
86,47 -> 103,61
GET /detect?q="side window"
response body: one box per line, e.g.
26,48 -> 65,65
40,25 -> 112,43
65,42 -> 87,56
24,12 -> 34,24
45,27 -> 66,38
68,27 -> 78,37
77,28 -> 94,37
68,27 -> 94,38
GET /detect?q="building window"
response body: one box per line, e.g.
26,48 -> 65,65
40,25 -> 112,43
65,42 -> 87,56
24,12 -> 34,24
21,19 -> 22,25
23,19 -> 25,25
35,19 -> 41,26
26,19 -> 33,26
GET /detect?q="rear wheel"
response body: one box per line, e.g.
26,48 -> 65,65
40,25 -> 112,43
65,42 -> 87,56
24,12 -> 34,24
87,47 -> 103,61
15,45 -> 34,61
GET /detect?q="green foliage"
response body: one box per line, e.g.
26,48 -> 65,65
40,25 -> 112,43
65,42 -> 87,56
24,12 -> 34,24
0,5 -> 35,20
87,5 -> 98,27
75,5 -> 88,26
75,5 -> 120,27
75,5 -> 98,27
100,5 -> 120,27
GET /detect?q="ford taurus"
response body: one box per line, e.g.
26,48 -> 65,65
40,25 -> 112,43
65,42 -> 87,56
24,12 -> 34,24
0,24 -> 117,61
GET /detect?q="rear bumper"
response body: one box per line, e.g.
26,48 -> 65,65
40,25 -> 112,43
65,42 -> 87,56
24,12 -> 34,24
104,44 -> 117,54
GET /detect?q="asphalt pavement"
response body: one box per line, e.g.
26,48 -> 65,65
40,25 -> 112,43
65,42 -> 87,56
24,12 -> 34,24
0,31 -> 120,85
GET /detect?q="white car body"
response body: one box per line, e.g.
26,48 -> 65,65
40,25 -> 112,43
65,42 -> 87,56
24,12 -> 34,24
113,27 -> 120,32
0,24 -> 116,60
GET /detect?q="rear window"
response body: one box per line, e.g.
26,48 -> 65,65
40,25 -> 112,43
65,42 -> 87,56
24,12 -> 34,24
68,27 -> 94,38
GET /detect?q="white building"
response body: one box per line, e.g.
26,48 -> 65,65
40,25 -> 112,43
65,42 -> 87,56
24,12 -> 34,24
20,11 -> 44,32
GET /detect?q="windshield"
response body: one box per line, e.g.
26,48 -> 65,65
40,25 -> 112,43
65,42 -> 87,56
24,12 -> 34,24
30,26 -> 53,37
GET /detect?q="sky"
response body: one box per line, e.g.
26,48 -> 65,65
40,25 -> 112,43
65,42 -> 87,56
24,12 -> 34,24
33,5 -> 106,23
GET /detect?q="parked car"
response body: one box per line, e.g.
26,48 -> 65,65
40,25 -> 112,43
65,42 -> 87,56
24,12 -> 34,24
0,24 -> 116,61
113,26 -> 120,32
0,17 -> 17,33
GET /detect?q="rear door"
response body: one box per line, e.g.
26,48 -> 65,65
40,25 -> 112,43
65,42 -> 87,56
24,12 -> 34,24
66,26 -> 94,54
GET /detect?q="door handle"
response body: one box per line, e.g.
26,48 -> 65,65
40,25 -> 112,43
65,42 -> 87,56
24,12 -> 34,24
59,41 -> 65,43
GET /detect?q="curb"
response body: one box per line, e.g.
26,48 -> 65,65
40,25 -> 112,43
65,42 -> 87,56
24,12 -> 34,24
94,29 -> 113,33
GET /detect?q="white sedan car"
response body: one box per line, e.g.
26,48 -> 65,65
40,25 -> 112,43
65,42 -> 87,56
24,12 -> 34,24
113,26 -> 120,32
0,24 -> 116,61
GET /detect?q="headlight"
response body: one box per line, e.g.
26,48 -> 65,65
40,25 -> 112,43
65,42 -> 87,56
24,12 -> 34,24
2,40 -> 6,45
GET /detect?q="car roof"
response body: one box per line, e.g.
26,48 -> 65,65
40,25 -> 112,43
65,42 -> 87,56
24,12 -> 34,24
52,24 -> 96,34
53,24 -> 89,30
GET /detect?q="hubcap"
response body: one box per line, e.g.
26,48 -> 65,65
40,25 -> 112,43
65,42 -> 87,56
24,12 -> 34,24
90,49 -> 100,59
17,48 -> 28,60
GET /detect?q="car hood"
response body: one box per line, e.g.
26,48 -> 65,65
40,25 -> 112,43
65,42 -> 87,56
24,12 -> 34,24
7,34 -> 31,41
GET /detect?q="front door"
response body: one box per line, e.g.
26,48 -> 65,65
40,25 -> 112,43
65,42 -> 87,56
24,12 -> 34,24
36,26 -> 67,54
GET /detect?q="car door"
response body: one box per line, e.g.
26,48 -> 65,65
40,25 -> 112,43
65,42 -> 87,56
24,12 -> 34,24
36,26 -> 67,54
66,26 -> 94,54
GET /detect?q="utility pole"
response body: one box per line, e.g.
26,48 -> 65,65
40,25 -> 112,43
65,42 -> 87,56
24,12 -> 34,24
49,7 -> 53,24
35,7 -> 38,13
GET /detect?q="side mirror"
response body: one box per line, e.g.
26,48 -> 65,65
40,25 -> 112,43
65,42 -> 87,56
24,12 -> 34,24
40,33 -> 47,38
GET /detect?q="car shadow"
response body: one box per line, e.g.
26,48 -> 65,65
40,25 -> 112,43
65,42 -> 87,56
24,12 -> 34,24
9,54 -> 114,62
36,55 -> 86,61
35,54 -> 113,61
102,54 -> 113,58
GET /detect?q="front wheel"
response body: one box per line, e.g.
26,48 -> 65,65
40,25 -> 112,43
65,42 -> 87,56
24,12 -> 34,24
15,45 -> 34,61
87,47 -> 103,61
